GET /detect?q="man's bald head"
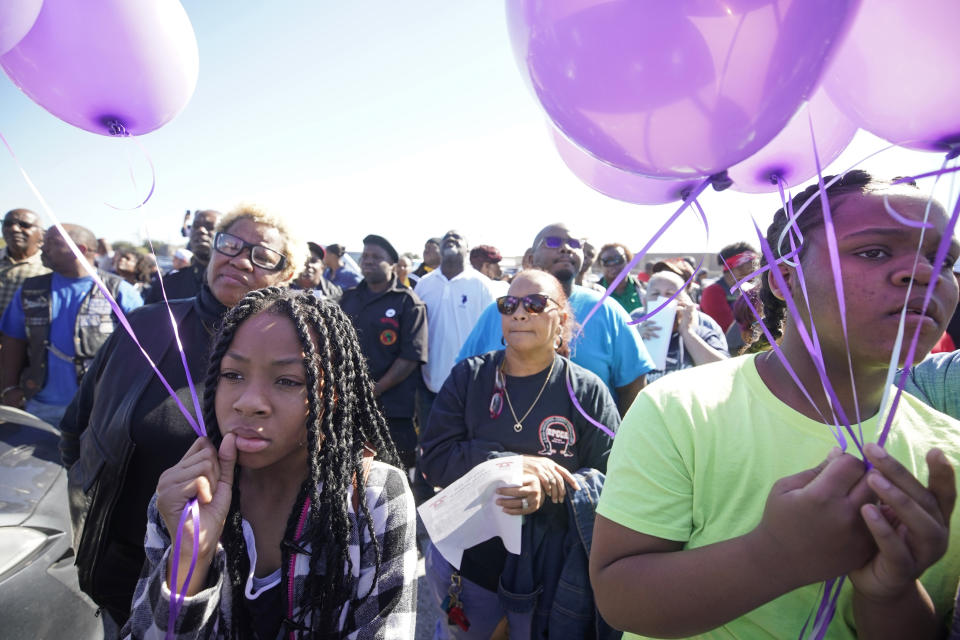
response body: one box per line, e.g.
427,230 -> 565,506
42,224 -> 98,276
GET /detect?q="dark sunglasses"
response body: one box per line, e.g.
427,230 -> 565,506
601,256 -> 626,267
2,219 -> 36,230
496,294 -> 558,315
540,236 -> 582,250
214,231 -> 287,271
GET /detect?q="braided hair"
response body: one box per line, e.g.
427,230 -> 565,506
757,170 -> 920,344
202,287 -> 399,638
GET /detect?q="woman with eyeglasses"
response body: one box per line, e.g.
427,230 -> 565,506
59,204 -> 304,635
597,242 -> 645,313
420,269 -> 621,639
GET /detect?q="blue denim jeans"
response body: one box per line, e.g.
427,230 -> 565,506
424,543 -> 531,640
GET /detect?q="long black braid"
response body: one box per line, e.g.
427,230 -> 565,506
756,170 -> 921,344
201,287 -> 399,639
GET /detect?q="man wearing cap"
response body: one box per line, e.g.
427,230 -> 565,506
144,209 -> 221,303
293,241 -> 342,301
469,244 -> 509,295
171,248 -> 193,272
699,242 -> 759,331
340,234 -> 427,468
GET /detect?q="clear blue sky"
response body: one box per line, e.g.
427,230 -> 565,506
0,2 -> 953,257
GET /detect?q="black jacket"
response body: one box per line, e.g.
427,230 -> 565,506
59,286 -> 226,620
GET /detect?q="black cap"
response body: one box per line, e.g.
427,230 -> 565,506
362,234 -> 399,263
306,241 -> 325,260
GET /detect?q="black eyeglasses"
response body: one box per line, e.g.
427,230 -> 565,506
213,232 -> 287,271
601,256 -> 626,267
496,294 -> 558,315
540,236 -> 582,250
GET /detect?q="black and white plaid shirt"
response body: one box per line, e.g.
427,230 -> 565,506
122,461 -> 417,639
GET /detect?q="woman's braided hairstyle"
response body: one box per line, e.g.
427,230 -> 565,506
202,286 -> 399,638
758,170 -> 919,343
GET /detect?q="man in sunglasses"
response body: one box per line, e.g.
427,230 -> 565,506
0,209 -> 49,319
458,223 -> 655,416
144,209 -> 222,304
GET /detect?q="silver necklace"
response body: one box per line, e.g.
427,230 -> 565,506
501,357 -> 556,432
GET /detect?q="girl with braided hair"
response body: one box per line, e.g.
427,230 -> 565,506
123,287 -> 417,639
592,170 -> 960,639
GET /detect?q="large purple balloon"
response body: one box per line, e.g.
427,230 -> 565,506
728,88 -> 857,194
824,0 -> 960,152
506,0 -> 861,178
552,128 -> 702,204
0,0 -> 42,56
1,0 -> 198,136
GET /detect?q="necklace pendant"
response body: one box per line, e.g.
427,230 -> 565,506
513,423 -> 523,432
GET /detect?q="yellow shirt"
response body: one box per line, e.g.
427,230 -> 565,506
598,354 -> 960,639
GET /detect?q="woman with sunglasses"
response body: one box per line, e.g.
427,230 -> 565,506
420,269 -> 621,639
59,204 -> 304,635
597,242 -> 645,313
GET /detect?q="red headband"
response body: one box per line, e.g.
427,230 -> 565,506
723,251 -> 757,271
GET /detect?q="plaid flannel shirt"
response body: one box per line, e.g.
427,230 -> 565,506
122,461 -> 417,639
0,249 -> 49,318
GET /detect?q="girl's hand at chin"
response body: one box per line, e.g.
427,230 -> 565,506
157,434 -> 238,574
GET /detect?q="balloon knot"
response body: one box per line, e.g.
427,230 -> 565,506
946,146 -> 960,161
104,118 -> 129,137
709,170 -> 733,192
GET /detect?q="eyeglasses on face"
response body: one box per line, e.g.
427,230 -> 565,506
496,293 -> 559,315
600,255 -> 626,267
540,236 -> 582,250
213,231 -> 286,271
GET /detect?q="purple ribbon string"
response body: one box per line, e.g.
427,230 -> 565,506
564,360 -> 615,439
879,162 -> 960,447
0,132 -> 207,639
103,128 -> 157,211
578,175 -> 715,332
167,498 -> 200,635
627,197 -> 710,326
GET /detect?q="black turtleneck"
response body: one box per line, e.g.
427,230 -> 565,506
111,285 -> 229,560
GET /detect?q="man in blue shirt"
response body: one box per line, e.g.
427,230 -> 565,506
458,223 -> 654,415
0,224 -> 142,426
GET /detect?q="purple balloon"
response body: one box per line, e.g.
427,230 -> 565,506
552,128 -> 702,204
728,87 -> 857,194
506,0 -> 861,178
824,0 -> 960,152
0,0 -> 42,56
1,0 -> 198,136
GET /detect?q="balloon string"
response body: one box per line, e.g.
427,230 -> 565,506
0,132 -> 206,637
578,173 -> 718,332
167,498 -> 200,638
103,123 -> 157,210
0,132 -> 205,436
627,196 -> 710,325
879,156 -> 960,447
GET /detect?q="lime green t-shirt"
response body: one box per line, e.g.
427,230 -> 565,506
597,354 -> 960,640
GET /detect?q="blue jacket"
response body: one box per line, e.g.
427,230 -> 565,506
498,469 -> 620,640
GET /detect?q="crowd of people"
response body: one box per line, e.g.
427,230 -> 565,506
0,172 -> 958,639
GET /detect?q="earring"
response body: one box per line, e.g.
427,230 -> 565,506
501,336 -> 507,346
